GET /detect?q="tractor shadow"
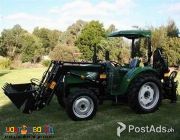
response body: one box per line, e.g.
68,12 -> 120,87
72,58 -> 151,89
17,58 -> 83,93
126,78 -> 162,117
0,71 -> 10,77
0,97 -> 70,127
0,97 -> 133,126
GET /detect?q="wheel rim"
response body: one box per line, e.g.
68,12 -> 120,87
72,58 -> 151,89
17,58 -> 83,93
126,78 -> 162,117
73,96 -> 94,118
138,82 -> 159,110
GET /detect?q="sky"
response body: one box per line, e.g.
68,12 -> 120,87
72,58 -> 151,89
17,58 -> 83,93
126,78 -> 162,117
0,0 -> 180,32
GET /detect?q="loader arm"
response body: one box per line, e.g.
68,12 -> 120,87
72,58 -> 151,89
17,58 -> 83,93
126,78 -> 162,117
2,61 -> 65,113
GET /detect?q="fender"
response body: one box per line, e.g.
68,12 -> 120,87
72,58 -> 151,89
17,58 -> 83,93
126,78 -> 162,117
117,66 -> 159,95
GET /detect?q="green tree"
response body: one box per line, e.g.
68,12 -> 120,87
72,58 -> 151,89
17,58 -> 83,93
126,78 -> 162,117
0,37 -> 6,56
48,30 -> 62,50
33,27 -> 50,53
167,19 -> 179,37
0,24 -> 27,59
106,24 -> 116,33
98,24 -> 129,63
99,37 -> 129,63
75,21 -> 106,60
33,27 -> 62,54
167,37 -> 180,66
151,24 -> 180,66
21,33 -> 43,63
59,20 -> 86,46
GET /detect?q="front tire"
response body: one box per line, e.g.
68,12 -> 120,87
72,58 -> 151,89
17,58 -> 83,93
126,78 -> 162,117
128,73 -> 162,113
66,89 -> 98,121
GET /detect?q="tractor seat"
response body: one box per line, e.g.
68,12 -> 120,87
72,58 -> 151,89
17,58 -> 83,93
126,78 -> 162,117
129,58 -> 140,68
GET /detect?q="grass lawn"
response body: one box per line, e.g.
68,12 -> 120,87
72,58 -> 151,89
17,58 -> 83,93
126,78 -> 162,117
0,68 -> 180,140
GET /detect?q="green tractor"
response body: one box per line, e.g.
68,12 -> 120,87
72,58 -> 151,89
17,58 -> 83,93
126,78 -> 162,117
3,30 -> 179,121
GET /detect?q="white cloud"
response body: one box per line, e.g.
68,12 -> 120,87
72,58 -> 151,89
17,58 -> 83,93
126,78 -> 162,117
156,2 -> 180,29
2,13 -> 60,32
5,13 -> 48,21
158,2 -> 180,16
2,0 -> 136,31
167,2 -> 180,14
49,0 -> 135,30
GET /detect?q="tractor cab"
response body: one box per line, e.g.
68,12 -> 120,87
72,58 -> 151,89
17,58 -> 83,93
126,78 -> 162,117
108,30 -> 152,67
108,30 -> 171,76
102,30 -> 153,96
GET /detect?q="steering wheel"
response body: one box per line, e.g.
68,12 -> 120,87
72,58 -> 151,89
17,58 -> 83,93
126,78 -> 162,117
110,61 -> 121,67
30,78 -> 40,86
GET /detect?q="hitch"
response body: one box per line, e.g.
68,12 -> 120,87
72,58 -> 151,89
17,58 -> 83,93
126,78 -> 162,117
163,71 -> 179,103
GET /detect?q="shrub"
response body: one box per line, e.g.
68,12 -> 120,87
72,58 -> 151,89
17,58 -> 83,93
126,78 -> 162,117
0,58 -> 11,69
49,44 -> 80,61
42,60 -> 51,67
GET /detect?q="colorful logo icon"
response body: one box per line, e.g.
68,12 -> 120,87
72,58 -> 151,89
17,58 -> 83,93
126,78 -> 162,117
21,125 -> 27,135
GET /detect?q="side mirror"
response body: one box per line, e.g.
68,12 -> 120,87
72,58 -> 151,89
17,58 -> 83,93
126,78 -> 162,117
105,51 -> 110,61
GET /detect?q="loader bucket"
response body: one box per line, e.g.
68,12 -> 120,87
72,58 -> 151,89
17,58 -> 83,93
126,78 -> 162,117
2,83 -> 37,113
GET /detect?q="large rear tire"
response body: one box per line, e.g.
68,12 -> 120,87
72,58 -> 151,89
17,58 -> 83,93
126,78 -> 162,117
66,89 -> 98,121
128,73 -> 162,113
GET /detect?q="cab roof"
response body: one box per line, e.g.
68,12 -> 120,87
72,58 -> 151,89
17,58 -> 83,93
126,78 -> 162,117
108,30 -> 151,39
